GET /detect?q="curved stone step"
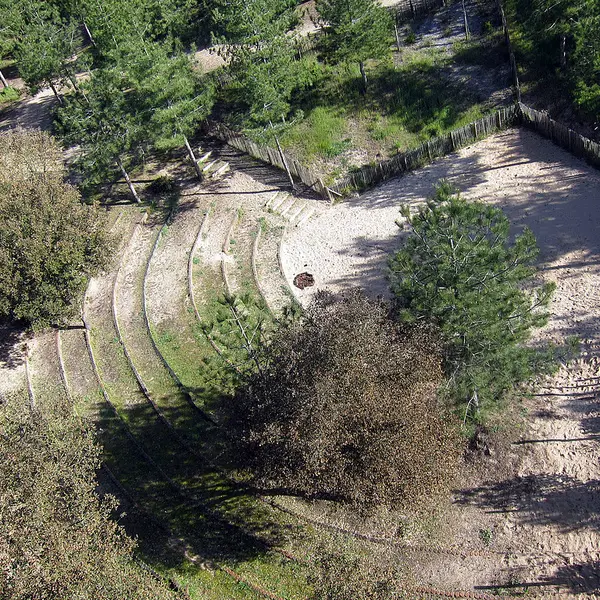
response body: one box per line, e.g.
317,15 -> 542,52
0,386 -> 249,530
224,207 -> 264,298
252,218 -> 294,315
193,197 -> 236,307
112,216 -> 217,458
58,325 -> 181,502
85,215 -> 205,491
144,193 -> 220,419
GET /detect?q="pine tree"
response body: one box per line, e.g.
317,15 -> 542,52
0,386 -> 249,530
214,0 -> 311,125
129,43 -> 214,179
316,0 -> 392,93
57,64 -> 145,201
389,182 -> 556,416
9,0 -> 88,101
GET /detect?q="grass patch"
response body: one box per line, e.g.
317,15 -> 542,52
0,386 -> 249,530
0,86 -> 20,105
280,105 -> 348,162
277,58 -> 486,168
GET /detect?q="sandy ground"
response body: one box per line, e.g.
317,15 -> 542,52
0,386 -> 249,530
282,127 -> 600,594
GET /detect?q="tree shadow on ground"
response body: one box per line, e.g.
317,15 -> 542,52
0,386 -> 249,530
0,91 -> 56,133
543,560 -> 600,594
0,323 -> 27,370
456,473 -> 600,534
89,391 -> 292,570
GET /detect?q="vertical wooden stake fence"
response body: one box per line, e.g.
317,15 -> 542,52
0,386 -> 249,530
275,136 -> 296,191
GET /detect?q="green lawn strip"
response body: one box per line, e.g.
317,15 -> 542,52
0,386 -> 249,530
78,397 -> 297,600
149,314 -> 231,412
230,552 -> 310,600
161,569 -> 266,600
272,55 -> 486,175
116,222 -> 213,451
29,333 -> 69,410
228,208 -> 262,295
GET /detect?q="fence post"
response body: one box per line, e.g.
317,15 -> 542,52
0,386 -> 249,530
275,136 -> 296,191
510,53 -> 521,103
394,20 -> 402,52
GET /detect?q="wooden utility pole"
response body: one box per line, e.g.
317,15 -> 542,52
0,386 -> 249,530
275,136 -> 296,191
462,0 -> 470,40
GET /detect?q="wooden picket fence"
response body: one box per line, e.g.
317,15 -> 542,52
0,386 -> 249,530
329,105 -> 519,195
210,122 -> 329,198
211,102 -> 600,199
391,0 -> 445,21
518,103 -> 600,169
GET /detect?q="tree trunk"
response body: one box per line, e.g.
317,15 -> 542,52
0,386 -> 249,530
462,0 -> 470,41
116,157 -> 140,203
67,72 -> 80,92
184,135 -> 203,180
49,81 -> 64,105
359,61 -> 368,95
83,20 -> 96,47
0,69 -> 7,88
394,22 -> 402,52
560,34 -> 566,69
275,135 -> 295,190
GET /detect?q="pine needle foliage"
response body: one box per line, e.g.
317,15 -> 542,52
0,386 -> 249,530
226,291 -> 461,511
389,182 -> 556,418
316,0 -> 392,92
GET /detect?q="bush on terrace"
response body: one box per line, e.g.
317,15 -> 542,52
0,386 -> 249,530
226,291 -> 461,511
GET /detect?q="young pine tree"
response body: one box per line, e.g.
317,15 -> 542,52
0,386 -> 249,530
389,182 -> 556,417
316,0 -> 392,94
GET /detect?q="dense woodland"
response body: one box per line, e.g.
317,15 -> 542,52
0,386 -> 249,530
1,0 -> 598,192
0,0 -> 594,598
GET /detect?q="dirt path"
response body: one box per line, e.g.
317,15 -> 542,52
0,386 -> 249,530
282,127 -> 600,595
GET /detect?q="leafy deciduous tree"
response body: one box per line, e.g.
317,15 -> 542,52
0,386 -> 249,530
0,395 -> 178,600
226,291 -> 460,510
0,130 -> 113,327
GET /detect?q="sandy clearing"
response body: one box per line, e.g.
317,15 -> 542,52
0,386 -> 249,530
282,127 -> 600,594
282,127 -> 600,334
